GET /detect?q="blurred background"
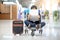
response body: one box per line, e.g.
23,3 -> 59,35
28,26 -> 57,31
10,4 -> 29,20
0,0 -> 60,40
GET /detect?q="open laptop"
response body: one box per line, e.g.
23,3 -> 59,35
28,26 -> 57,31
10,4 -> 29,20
29,10 -> 39,22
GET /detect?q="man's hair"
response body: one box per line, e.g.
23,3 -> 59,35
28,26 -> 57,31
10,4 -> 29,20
31,5 -> 37,9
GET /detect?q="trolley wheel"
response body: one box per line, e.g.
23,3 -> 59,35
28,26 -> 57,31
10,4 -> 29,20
39,30 -> 42,34
25,29 -> 28,34
31,30 -> 34,36
14,33 -> 16,35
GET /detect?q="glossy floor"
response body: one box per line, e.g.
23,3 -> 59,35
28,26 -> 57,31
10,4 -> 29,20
0,20 -> 60,40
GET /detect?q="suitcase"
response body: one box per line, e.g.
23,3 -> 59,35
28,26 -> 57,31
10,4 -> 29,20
13,20 -> 23,35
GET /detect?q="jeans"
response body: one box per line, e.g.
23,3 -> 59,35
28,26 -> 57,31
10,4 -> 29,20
25,20 -> 45,28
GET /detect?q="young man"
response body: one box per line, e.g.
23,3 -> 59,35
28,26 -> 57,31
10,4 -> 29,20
25,5 -> 45,29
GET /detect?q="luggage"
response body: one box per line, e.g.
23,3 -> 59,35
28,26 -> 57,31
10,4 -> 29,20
13,20 -> 23,35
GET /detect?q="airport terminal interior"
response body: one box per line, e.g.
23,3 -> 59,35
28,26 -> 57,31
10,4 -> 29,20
0,0 -> 60,40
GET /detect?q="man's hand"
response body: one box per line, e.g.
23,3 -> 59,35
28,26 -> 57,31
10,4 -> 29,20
36,15 -> 40,19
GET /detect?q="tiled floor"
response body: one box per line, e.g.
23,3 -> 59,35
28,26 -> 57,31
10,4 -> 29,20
0,20 -> 60,40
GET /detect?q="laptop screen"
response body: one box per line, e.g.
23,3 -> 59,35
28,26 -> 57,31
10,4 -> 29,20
29,10 -> 38,16
29,10 -> 39,22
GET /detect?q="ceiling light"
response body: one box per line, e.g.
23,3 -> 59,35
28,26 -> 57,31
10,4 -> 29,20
3,2 -> 16,5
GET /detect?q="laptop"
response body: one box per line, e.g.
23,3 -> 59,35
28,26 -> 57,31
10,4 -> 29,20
29,10 -> 39,22
29,10 -> 38,16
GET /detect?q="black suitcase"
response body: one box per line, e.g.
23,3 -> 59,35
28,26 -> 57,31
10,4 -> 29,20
13,20 -> 23,35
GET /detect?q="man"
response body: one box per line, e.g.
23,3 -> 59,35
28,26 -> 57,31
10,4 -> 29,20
16,0 -> 23,20
25,5 -> 45,30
